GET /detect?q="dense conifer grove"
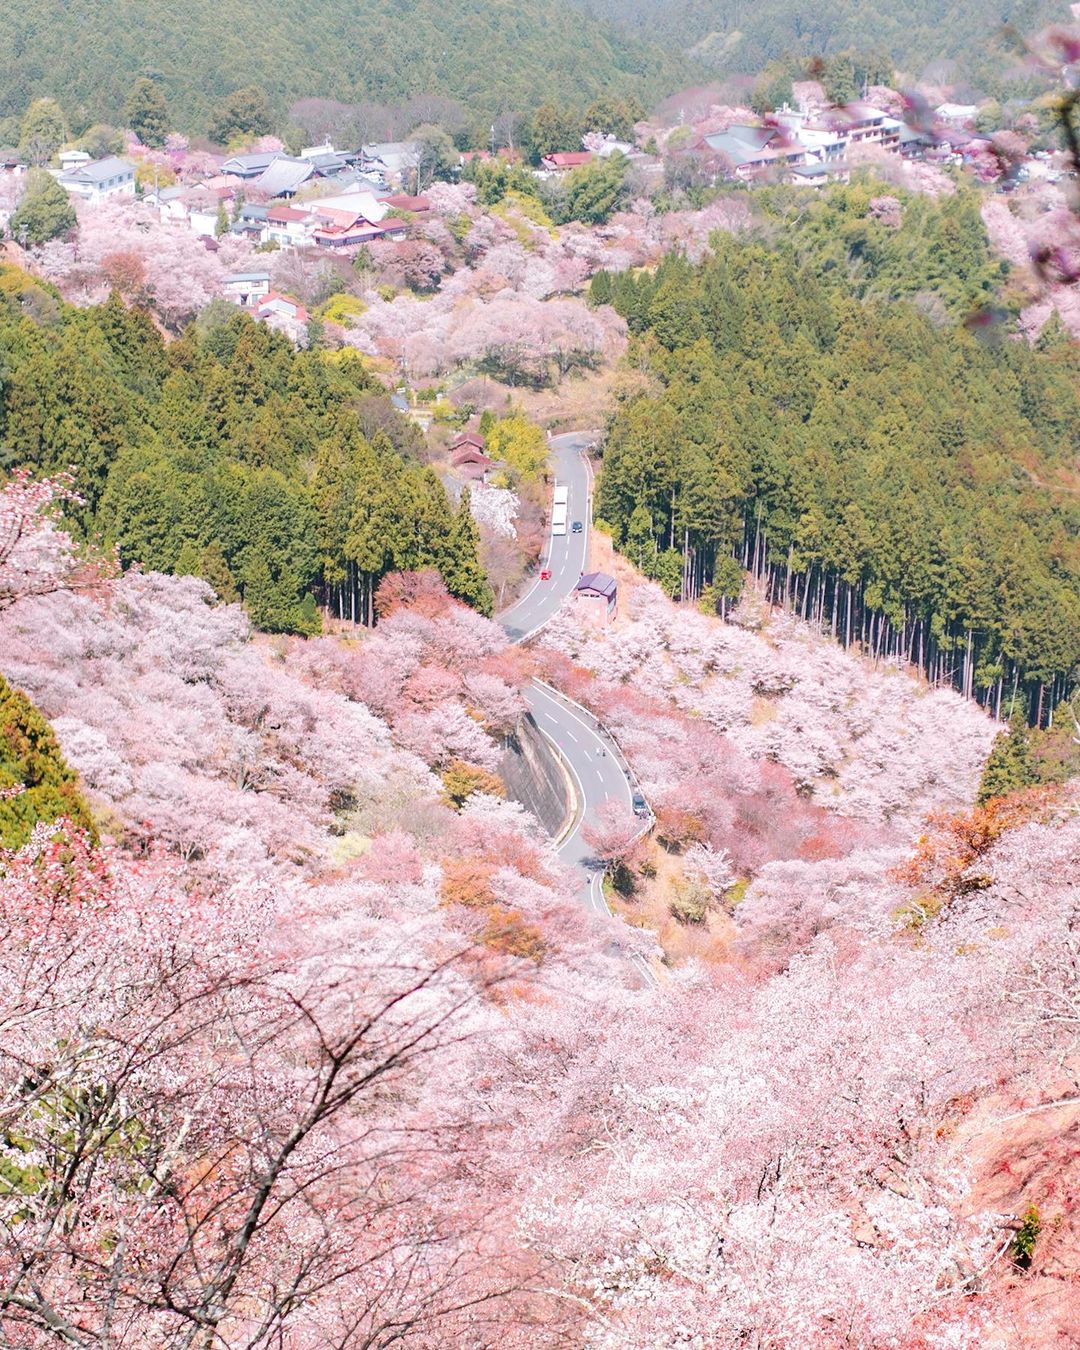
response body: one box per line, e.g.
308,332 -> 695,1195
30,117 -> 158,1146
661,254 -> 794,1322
0,268 -> 493,631
593,189 -> 1080,724
0,0 -> 679,135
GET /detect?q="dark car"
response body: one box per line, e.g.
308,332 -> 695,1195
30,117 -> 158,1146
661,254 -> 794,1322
631,790 -> 648,818
571,520 -> 583,533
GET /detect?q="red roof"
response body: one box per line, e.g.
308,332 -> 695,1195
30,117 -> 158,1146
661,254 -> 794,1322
313,223 -> 383,244
266,205 -> 310,223
451,431 -> 486,451
452,445 -> 495,468
257,291 -> 310,323
313,205 -> 362,228
545,151 -> 592,168
380,193 -> 430,212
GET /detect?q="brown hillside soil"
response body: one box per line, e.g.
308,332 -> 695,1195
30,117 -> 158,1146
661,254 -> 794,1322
920,1080 -> 1080,1346
608,843 -> 737,967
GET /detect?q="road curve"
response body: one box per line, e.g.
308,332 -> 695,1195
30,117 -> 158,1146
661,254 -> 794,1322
497,434 -> 656,985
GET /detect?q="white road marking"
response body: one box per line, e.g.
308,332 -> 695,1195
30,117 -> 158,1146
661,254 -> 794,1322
530,690 -> 634,810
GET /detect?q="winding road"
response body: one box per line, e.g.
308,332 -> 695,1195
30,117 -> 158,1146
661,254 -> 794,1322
499,431 -> 594,644
498,433 -> 656,984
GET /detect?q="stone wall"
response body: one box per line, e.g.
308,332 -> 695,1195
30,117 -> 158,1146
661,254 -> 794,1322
499,712 -> 571,839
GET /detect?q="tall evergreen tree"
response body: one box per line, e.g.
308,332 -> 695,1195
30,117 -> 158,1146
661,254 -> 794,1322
9,170 -> 76,243
977,710 -> 1037,805
124,77 -> 170,147
446,488 -> 494,616
18,97 -> 67,165
0,674 -> 96,848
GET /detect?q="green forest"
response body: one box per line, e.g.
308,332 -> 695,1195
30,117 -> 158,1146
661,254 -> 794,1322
571,0 -> 1060,94
0,268 -> 492,632
0,0 -> 681,136
592,186 -> 1080,726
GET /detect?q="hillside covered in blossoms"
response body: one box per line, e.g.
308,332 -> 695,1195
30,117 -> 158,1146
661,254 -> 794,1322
2,6 -> 1080,1345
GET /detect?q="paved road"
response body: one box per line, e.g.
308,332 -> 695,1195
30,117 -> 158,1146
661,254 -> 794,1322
497,433 -> 656,985
498,431 -> 594,643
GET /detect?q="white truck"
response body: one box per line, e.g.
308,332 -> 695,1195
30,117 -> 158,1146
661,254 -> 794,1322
553,484 -> 569,508
551,504 -> 568,536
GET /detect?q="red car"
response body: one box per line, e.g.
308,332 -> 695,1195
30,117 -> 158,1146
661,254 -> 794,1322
540,567 -> 552,581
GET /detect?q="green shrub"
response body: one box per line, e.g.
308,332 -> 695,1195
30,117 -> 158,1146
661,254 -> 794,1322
1011,1205 -> 1041,1270
0,675 -> 96,848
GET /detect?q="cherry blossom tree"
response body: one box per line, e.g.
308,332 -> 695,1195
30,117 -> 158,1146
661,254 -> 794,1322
36,199 -> 256,327
0,470 -> 112,614
0,821 -> 557,1347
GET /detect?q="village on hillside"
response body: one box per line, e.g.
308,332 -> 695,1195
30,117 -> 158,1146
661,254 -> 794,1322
1,77 -> 1069,348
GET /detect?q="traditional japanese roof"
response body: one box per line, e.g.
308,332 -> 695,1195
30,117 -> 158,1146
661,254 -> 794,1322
220,152 -> 278,176
58,156 -> 134,184
311,205 -> 362,228
543,151 -> 593,168
576,572 -> 617,599
451,444 -> 495,468
451,431 -> 486,451
306,152 -> 349,174
253,157 -> 314,197
313,222 -> 384,244
790,161 -> 846,179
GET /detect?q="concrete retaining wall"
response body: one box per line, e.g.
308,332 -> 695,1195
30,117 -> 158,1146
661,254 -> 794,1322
499,713 -> 570,839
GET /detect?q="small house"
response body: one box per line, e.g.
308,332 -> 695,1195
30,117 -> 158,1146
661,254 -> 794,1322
222,271 -> 271,305
265,204 -> 315,247
450,433 -> 496,482
788,160 -> 849,187
57,156 -> 136,204
575,572 -> 617,624
936,103 -> 978,127
58,149 -> 92,172
451,431 -> 486,453
257,291 -> 309,323
539,150 -> 593,173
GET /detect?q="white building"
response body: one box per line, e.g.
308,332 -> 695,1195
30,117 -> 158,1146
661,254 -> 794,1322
222,271 -> 271,305
936,103 -> 978,126
299,139 -> 337,160
57,156 -> 136,204
58,149 -> 91,172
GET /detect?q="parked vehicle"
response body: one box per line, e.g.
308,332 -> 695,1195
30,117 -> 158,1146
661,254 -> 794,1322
632,790 -> 648,818
540,567 -> 552,581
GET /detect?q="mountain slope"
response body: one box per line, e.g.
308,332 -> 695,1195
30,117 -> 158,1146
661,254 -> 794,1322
0,0 -> 682,133
572,0 -> 1065,88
